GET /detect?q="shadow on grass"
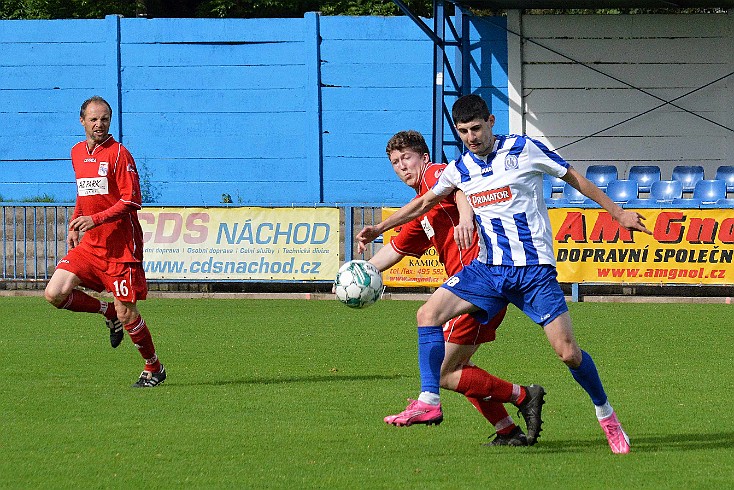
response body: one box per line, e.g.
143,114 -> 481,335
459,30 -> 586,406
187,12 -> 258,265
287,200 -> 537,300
173,373 -> 409,387
532,431 -> 734,453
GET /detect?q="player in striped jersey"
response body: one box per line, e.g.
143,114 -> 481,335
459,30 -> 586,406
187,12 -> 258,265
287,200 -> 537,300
357,95 -> 652,454
368,130 -> 544,446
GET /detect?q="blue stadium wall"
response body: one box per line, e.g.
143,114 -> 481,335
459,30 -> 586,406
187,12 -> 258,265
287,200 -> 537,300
0,14 -> 509,206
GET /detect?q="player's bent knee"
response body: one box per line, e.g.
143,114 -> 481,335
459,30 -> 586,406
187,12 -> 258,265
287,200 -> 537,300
557,347 -> 582,368
115,305 -> 139,326
416,303 -> 440,326
44,287 -> 66,307
439,371 -> 461,391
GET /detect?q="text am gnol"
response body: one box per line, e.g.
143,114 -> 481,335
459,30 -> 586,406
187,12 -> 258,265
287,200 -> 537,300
555,211 -> 734,244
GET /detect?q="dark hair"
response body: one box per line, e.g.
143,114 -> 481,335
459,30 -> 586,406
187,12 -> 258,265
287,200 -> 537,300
386,130 -> 430,159
451,94 -> 490,125
80,96 -> 112,118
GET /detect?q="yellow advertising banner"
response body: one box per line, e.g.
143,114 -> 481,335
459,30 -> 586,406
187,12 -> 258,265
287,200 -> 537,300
381,208 -> 448,287
550,208 -> 734,285
138,207 -> 340,281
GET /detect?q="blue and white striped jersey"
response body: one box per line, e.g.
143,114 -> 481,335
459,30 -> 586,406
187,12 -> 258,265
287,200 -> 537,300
433,135 -> 569,266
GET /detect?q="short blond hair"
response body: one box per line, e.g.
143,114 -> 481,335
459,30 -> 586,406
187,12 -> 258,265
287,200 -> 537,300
386,130 -> 430,159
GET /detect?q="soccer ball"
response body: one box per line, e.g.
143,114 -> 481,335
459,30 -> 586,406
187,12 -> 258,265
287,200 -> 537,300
334,260 -> 384,309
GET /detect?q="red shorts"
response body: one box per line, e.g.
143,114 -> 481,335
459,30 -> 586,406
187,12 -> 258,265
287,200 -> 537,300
443,307 -> 506,345
56,245 -> 148,302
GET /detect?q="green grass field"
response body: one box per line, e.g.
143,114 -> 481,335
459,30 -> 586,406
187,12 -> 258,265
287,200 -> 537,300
1,296 -> 732,488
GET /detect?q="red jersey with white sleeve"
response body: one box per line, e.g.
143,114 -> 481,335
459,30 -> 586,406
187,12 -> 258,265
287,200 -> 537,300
389,163 -> 479,276
70,135 -> 144,263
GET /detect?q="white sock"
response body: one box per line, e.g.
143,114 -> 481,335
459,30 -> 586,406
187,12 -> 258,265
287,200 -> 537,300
418,391 -> 440,405
595,401 -> 614,420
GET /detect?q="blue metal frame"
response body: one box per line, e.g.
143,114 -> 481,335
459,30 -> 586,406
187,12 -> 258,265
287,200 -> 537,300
391,0 -> 471,163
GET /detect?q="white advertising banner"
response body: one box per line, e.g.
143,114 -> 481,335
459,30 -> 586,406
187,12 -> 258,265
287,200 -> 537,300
138,207 -> 340,281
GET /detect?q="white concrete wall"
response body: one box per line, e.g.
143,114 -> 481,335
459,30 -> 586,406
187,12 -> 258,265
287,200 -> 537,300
507,11 -> 733,180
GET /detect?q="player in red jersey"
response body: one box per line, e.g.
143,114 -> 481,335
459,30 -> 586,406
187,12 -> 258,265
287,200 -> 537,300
44,96 -> 166,388
366,131 -> 544,445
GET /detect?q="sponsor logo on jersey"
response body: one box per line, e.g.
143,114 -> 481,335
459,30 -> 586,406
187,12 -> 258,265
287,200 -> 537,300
420,215 -> 436,239
433,168 -> 443,179
469,186 -> 512,207
76,177 -> 109,196
504,154 -> 519,170
127,162 -> 137,173
98,162 -> 108,176
84,158 -> 96,163
481,165 -> 494,176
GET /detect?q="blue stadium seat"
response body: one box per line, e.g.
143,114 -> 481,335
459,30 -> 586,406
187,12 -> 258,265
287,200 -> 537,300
585,165 -> 618,191
543,177 -> 553,199
554,183 -> 600,208
716,198 -> 734,208
543,178 -> 563,208
715,165 -> 734,193
544,173 -> 565,193
605,179 -> 638,203
693,179 -> 727,208
562,182 -> 587,203
650,180 -> 683,202
627,165 -> 661,193
672,165 -> 705,192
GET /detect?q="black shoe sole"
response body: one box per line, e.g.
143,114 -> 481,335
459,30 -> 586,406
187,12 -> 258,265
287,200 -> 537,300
395,416 -> 443,427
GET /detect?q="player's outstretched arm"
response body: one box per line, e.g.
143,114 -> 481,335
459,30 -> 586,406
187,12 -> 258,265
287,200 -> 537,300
356,190 -> 444,253
369,245 -> 404,272
562,167 -> 652,235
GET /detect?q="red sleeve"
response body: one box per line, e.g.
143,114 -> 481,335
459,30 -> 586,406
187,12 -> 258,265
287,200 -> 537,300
91,143 -> 142,225
113,144 -> 143,208
70,148 -> 81,220
389,217 -> 432,258
91,200 -> 138,225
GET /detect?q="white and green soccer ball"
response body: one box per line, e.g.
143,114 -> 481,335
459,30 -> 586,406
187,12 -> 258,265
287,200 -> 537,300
334,260 -> 384,309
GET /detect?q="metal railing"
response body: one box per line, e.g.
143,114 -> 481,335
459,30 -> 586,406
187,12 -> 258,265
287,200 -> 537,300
1,205 -> 72,282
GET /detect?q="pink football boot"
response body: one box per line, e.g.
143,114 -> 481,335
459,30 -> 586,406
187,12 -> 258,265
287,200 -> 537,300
599,411 -> 630,454
384,399 -> 443,427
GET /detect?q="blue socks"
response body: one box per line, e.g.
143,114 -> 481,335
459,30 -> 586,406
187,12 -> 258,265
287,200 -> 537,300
417,326 -> 445,395
569,350 -> 608,406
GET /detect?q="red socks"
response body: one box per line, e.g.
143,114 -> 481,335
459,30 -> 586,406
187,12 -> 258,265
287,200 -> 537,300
456,365 -> 516,403
457,365 -> 528,435
59,290 -> 116,320
59,289 -> 101,314
467,397 -> 516,435
59,291 -> 160,373
124,316 -> 161,372
100,301 -> 117,320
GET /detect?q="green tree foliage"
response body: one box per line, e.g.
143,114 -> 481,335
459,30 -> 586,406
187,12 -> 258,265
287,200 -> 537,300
0,0 -> 434,19
0,0 -> 140,19
2,1 -> 718,20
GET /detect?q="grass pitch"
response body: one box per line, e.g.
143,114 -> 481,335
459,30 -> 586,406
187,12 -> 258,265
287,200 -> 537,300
1,296 -> 732,488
